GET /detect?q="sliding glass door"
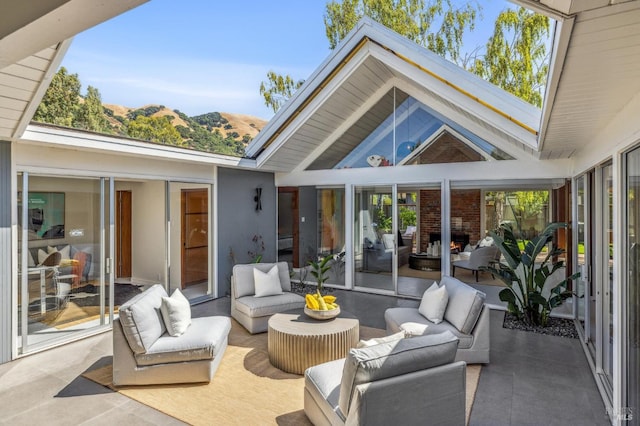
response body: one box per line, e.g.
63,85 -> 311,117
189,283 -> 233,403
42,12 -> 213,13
625,146 -> 640,424
354,186 -> 395,293
18,173 -> 110,353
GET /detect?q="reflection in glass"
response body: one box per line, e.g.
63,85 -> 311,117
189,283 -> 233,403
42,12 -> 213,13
626,148 -> 640,420
354,186 -> 394,292
18,175 -> 105,353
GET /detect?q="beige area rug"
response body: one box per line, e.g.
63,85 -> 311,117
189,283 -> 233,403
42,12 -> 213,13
84,319 -> 481,425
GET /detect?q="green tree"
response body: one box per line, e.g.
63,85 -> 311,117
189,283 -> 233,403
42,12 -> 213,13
33,67 -> 81,126
260,0 -> 479,112
324,0 -> 477,62
259,71 -> 305,113
126,116 -> 183,146
469,7 -> 549,107
75,86 -> 111,133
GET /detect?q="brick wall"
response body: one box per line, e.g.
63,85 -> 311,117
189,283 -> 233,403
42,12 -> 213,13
419,189 -> 481,252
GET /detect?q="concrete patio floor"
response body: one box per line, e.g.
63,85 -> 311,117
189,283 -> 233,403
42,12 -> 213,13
0,289 -> 609,425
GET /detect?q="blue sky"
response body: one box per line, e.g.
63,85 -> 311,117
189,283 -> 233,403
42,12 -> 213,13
61,0 -> 518,120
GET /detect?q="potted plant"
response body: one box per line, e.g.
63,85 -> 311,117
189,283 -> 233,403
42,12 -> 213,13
484,222 -> 579,326
304,255 -> 339,319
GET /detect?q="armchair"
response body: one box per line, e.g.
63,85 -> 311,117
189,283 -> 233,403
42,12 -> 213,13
452,246 -> 501,282
231,262 -> 305,334
304,331 -> 466,425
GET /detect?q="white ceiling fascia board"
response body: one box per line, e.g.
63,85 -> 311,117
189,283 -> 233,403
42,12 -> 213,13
275,156 -> 572,187
12,39 -> 73,140
20,124 -> 248,168
292,80 -> 395,173
255,46 -> 372,168
0,0 -> 149,69
396,124 -> 494,166
246,20 -> 378,157
509,0 -> 573,19
538,16 -> 575,156
393,78 -> 535,162
369,46 -> 540,150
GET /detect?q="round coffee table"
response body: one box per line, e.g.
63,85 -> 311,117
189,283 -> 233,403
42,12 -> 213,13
409,253 -> 441,271
267,309 -> 359,375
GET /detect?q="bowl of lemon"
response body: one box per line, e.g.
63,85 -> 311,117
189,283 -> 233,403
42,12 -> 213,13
304,292 -> 340,320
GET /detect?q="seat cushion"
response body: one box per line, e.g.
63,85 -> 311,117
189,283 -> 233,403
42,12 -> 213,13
305,358 -> 345,422
118,284 -> 168,353
234,292 -> 305,318
135,316 -> 231,366
338,331 -> 459,416
441,275 -> 486,334
232,262 -> 292,298
384,307 -> 474,348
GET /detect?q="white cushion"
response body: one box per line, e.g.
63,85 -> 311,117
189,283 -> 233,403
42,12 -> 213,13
37,248 -> 49,265
253,265 -> 283,297
382,234 -> 395,249
47,245 -> 71,261
27,250 -> 36,267
160,288 -> 192,337
478,237 -> 494,247
418,282 -> 449,324
356,331 -> 406,348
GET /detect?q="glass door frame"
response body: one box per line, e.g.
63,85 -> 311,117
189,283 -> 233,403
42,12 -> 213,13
17,172 -> 113,356
350,181 -> 446,296
573,173 -> 593,346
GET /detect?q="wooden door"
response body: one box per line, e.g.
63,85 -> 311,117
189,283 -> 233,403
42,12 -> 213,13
116,190 -> 132,278
181,189 -> 208,287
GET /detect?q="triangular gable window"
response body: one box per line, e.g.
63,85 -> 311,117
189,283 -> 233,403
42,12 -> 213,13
306,88 -> 513,170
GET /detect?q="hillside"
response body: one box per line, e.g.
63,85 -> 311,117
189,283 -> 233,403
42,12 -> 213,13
103,104 -> 267,141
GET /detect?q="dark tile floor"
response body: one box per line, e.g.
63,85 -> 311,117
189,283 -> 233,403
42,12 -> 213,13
0,290 -> 610,425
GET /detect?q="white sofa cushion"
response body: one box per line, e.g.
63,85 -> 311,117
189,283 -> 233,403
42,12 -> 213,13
160,288 -> 192,336
418,282 -> 449,324
118,284 -> 168,353
441,275 -> 486,334
356,331 -> 406,348
338,331 -> 458,416
135,316 -> 231,366
253,265 -> 284,297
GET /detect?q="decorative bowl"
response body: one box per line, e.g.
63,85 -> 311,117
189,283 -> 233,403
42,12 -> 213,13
304,305 -> 341,320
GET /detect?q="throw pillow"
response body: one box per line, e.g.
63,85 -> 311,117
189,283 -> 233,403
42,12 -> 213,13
27,250 -> 36,267
47,245 -> 71,260
160,288 -> 192,337
356,331 -> 406,348
418,282 -> 449,324
253,265 -> 283,297
37,248 -> 49,265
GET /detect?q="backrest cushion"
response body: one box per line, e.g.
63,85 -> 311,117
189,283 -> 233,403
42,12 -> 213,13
441,275 -> 486,334
232,262 -> 291,298
118,284 -> 168,353
338,331 -> 458,416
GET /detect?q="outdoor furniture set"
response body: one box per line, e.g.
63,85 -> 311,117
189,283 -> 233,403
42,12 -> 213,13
112,261 -> 489,424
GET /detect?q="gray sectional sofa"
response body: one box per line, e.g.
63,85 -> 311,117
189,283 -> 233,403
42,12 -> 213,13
384,275 -> 490,364
113,284 -> 231,385
231,262 -> 305,334
304,331 -> 466,425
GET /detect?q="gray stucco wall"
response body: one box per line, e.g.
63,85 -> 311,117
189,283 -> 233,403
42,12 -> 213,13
0,141 -> 11,363
217,167 -> 276,297
298,186 -> 317,265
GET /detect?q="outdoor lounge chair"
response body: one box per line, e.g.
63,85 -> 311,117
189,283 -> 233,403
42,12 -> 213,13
452,245 -> 501,282
231,262 -> 306,334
